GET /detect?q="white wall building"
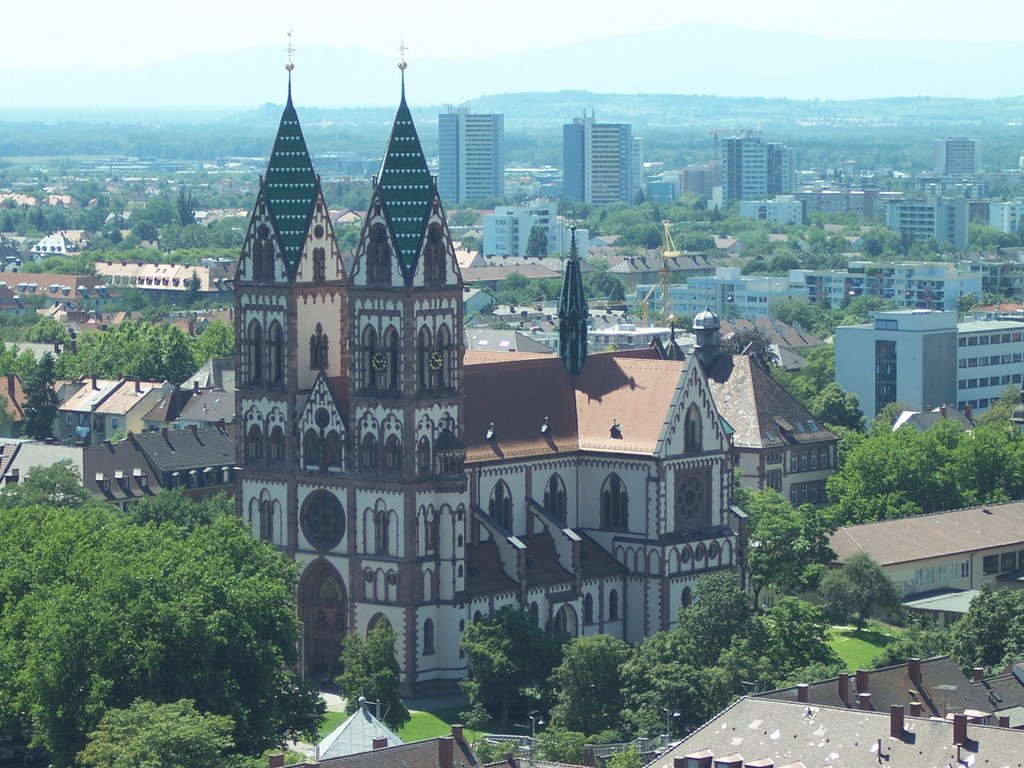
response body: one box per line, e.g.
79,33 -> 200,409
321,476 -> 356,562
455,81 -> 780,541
989,199 -> 1024,234
482,203 -> 588,258
641,267 -> 808,320
835,309 -> 1024,417
437,107 -> 504,206
793,261 -> 981,312
739,195 -> 806,226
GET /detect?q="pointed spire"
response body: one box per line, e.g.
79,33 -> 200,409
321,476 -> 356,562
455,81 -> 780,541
375,54 -> 434,273
261,41 -> 317,272
558,227 -> 589,376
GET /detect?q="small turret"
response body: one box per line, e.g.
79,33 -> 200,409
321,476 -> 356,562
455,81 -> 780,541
693,306 -> 720,369
557,228 -> 589,376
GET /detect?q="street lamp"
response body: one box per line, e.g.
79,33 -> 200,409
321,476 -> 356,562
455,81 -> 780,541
529,712 -> 545,739
662,707 -> 680,739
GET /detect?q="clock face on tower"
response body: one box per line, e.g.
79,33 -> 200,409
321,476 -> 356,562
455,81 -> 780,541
429,351 -> 443,371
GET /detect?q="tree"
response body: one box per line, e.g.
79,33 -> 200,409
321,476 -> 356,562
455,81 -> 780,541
0,506 -> 323,765
526,225 -> 548,257
533,726 -> 585,763
951,588 -> 1024,671
752,597 -> 840,682
25,316 -> 71,344
808,382 -> 865,432
607,745 -> 644,768
21,352 -> 59,440
719,327 -> 778,368
186,268 -> 201,306
177,188 -> 196,226
873,624 -> 951,668
124,490 -> 231,532
0,459 -> 91,509
674,572 -> 752,668
460,608 -> 564,730
819,553 -> 901,629
742,489 -> 834,607
77,698 -> 235,768
335,624 -> 410,730
549,633 -> 630,735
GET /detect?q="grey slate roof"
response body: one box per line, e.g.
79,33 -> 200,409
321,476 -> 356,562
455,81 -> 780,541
131,426 -> 234,473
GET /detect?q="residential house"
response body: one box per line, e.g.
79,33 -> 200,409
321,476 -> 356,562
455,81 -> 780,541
94,259 -> 236,304
656,697 -> 1024,768
58,377 -> 167,445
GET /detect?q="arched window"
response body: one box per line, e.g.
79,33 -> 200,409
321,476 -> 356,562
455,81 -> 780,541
684,403 -> 703,453
436,324 -> 452,390
246,320 -> 263,385
310,323 -> 328,369
608,589 -> 619,621
362,326 -> 378,390
303,429 -> 323,468
417,326 -> 432,391
366,224 -> 391,285
252,225 -> 273,281
488,481 -> 513,530
325,431 -> 343,468
544,474 -> 567,524
417,436 -> 432,477
360,433 -> 378,472
245,425 -> 263,463
268,321 -> 283,386
423,618 -> 435,655
600,474 -> 628,530
583,593 -> 594,625
374,508 -> 390,554
423,223 -> 446,284
383,326 -> 400,392
529,601 -> 540,625
384,435 -> 402,473
424,512 -> 439,554
681,586 -> 692,608
259,498 -> 273,541
270,427 -> 285,461
312,245 -> 326,282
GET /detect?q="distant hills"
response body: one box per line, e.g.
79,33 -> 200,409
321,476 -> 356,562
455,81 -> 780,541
5,23 -> 1024,113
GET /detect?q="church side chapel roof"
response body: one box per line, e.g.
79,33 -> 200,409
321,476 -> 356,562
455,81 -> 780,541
376,81 -> 434,273
464,539 -> 518,595
706,354 -> 836,450
463,351 -> 694,461
263,82 -> 317,271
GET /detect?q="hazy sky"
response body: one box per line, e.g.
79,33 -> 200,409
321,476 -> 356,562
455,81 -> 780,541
4,0 -> 1020,72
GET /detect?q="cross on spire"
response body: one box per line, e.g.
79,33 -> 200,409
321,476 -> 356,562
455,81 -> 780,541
285,30 -> 295,72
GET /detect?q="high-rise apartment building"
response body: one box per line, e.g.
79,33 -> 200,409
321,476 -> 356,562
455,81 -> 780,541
719,133 -> 794,205
437,107 -> 504,205
563,115 -> 635,205
933,137 -> 980,175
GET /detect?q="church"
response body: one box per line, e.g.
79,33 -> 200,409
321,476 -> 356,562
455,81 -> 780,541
235,63 -> 747,693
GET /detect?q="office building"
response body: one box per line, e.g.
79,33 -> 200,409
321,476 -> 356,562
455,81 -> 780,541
835,309 -> 1024,417
437,107 -> 504,205
719,133 -> 794,205
738,195 -> 806,225
934,136 -> 981,175
563,115 -> 635,205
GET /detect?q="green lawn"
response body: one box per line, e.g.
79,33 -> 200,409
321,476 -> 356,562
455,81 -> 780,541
318,705 -> 481,743
828,624 -> 899,670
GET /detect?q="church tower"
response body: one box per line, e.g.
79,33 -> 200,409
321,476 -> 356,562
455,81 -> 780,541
236,61 -> 349,681
557,227 -> 589,375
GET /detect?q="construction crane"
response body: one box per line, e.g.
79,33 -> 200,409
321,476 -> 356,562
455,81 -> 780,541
658,221 -> 677,318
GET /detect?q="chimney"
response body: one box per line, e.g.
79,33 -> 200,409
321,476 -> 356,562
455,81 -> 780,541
438,736 -> 454,768
5,373 -> 13,395
91,375 -> 97,389
999,715 -> 1011,728
908,658 -> 922,686
714,756 -> 743,768
953,713 -> 967,746
858,692 -> 872,710
134,376 -> 141,393
371,737 -> 388,750
193,379 -> 200,394
682,752 -> 712,768
796,684 -> 808,703
909,701 -> 922,717
267,755 -> 284,768
972,667 -> 984,682
450,724 -> 464,743
127,431 -> 136,444
965,403 -> 974,422
838,673 -> 850,703
856,669 -> 870,693
889,705 -> 905,738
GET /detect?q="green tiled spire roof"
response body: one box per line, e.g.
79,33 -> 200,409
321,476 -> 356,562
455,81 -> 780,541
263,80 -> 317,271
558,228 -> 590,375
377,83 -> 434,273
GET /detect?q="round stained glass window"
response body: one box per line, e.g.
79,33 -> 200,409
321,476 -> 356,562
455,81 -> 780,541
679,475 -> 706,520
301,490 -> 345,550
